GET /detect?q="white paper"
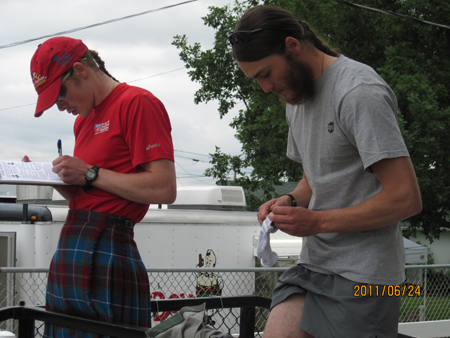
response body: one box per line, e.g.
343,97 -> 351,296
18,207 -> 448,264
0,161 -> 67,185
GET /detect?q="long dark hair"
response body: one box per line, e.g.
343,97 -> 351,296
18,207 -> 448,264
232,5 -> 339,62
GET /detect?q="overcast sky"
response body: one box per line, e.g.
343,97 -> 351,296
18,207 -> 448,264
0,0 -> 245,193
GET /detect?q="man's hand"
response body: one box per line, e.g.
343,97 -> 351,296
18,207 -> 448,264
52,155 -> 91,185
257,195 -> 292,225
269,206 -> 319,237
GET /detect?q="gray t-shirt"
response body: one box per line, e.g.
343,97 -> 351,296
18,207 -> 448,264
286,55 -> 408,285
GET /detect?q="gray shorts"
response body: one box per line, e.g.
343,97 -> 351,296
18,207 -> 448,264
271,265 -> 401,338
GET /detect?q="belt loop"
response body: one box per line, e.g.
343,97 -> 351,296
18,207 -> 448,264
125,220 -> 134,229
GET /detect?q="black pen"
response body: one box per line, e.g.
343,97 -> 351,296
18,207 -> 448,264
57,139 -> 62,157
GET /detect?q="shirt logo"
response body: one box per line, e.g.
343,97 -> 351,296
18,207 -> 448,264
146,143 -> 160,150
94,121 -> 110,135
328,122 -> 334,133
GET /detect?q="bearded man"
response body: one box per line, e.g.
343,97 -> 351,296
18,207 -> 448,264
228,5 -> 422,338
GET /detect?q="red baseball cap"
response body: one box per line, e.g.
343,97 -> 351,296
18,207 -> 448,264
30,36 -> 88,117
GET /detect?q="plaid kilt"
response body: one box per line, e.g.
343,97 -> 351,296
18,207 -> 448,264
44,210 -> 151,338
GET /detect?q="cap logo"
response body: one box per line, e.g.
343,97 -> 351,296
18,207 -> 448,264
53,52 -> 73,66
32,71 -> 46,89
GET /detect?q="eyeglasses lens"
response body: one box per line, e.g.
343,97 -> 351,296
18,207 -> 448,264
56,69 -> 72,102
228,32 -> 248,45
57,86 -> 66,102
227,28 -> 263,46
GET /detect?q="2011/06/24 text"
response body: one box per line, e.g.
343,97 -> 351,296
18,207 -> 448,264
354,284 -> 421,297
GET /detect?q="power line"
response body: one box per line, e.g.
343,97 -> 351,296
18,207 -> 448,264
0,1 -> 197,112
0,67 -> 187,112
175,155 -> 209,163
0,103 -> 34,112
127,68 -> 185,84
175,161 -> 207,185
174,149 -> 253,174
333,0 -> 450,30
0,0 -> 198,50
174,149 -> 212,157
174,149 -> 213,164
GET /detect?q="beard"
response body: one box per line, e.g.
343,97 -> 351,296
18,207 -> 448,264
281,52 -> 316,105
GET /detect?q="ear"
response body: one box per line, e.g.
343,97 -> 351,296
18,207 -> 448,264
72,62 -> 89,79
285,37 -> 302,55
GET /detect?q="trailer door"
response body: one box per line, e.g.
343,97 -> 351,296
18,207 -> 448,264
0,232 -> 16,310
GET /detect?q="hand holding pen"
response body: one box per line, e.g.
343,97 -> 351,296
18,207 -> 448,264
53,139 -> 91,186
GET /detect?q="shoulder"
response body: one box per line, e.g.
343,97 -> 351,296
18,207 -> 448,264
115,83 -> 163,104
114,83 -> 168,116
330,56 -> 391,91
326,56 -> 396,107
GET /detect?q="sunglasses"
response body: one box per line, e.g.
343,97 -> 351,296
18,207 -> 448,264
227,21 -> 304,47
227,28 -> 263,46
56,68 -> 73,102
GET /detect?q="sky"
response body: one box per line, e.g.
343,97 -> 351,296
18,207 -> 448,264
0,0 -> 245,194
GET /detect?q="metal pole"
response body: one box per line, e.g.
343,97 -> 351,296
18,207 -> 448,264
423,267 -> 427,319
21,204 -> 29,224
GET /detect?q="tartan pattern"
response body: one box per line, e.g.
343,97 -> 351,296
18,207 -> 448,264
45,210 -> 151,338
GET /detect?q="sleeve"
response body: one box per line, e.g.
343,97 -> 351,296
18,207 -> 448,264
338,83 -> 409,170
122,92 -> 174,168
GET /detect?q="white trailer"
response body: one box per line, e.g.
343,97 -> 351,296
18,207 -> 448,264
0,186 -> 301,311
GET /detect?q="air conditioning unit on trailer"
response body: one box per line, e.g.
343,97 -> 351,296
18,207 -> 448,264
167,186 -> 246,211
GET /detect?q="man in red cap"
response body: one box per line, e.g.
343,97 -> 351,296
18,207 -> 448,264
28,36 -> 177,337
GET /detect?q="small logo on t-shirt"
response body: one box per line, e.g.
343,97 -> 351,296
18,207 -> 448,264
94,121 -> 110,135
146,143 -> 160,150
328,122 -> 334,133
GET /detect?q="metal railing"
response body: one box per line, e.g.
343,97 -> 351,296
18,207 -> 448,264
1,265 -> 449,336
0,296 -> 271,338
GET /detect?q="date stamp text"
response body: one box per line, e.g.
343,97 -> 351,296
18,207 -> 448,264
354,284 -> 421,297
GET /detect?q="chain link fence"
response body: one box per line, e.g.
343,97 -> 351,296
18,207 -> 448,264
1,265 -> 450,336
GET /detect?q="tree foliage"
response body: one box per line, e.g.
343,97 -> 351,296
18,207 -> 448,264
172,0 -> 450,240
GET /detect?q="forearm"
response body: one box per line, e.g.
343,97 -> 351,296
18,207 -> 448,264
318,157 -> 422,233
53,156 -> 177,205
318,186 -> 421,233
270,157 -> 422,237
288,174 -> 312,208
93,162 -> 176,205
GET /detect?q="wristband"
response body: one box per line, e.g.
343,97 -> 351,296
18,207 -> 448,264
279,194 -> 297,207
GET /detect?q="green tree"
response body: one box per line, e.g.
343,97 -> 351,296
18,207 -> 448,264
173,0 -> 303,211
173,0 -> 450,240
